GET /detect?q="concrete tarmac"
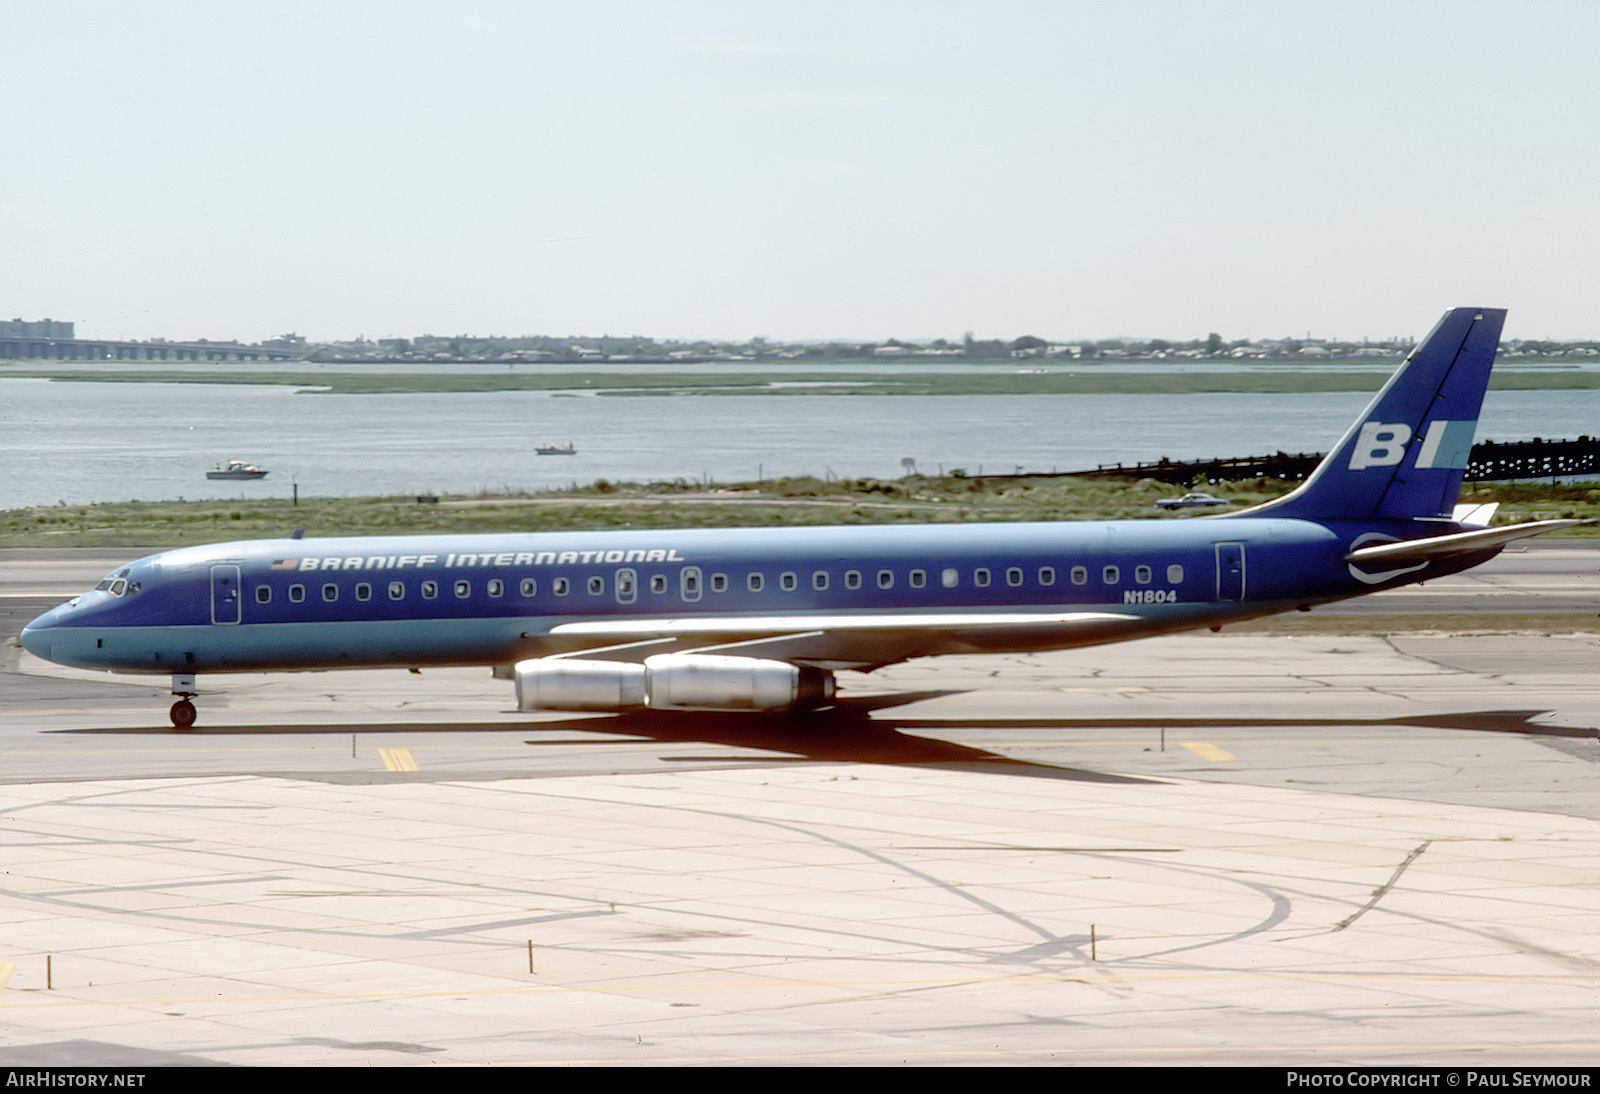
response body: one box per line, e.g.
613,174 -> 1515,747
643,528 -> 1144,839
0,546 -> 1597,1066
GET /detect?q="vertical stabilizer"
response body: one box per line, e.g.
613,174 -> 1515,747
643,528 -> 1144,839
1240,307 -> 1505,520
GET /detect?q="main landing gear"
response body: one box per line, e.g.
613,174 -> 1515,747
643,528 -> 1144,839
170,673 -> 198,730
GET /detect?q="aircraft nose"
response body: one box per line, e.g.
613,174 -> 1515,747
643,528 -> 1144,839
19,607 -> 63,661
19,621 -> 48,659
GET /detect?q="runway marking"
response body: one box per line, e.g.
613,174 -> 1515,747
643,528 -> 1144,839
1180,741 -> 1238,761
379,747 -> 419,772
0,743 -> 687,756
0,733 -> 1562,762
0,969 -> 1593,1011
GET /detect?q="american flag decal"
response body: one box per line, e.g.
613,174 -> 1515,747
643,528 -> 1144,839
270,558 -> 300,571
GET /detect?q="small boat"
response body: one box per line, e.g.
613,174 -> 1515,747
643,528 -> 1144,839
206,460 -> 270,480
535,442 -> 576,456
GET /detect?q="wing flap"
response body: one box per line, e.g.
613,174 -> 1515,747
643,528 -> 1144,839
548,610 -> 1133,638
538,611 -> 1142,671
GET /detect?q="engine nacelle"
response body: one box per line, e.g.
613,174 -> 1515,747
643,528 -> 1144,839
514,658 -> 645,712
644,654 -> 835,713
514,654 -> 836,713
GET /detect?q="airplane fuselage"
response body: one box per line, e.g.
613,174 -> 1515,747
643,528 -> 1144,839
21,516 -> 1494,676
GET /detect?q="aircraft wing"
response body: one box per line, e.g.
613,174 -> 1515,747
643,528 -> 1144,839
536,610 -> 1142,670
1344,519 -> 1591,566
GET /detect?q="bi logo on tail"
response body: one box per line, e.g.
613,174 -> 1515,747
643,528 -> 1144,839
1348,419 -> 1475,471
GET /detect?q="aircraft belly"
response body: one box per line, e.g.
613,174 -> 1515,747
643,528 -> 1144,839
33,618 -> 538,673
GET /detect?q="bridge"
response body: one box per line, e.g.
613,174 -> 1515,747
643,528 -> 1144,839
977,436 -> 1599,486
0,337 -> 297,362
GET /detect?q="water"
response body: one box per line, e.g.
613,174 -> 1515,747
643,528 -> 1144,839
18,356 -> 1600,378
2,377 -> 1595,510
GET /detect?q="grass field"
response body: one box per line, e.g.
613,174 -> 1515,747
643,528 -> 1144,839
4,474 -> 1595,549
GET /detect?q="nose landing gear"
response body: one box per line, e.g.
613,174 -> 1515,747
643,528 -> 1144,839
170,673 -> 198,730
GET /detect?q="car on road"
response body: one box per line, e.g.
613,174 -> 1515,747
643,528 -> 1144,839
1155,491 -> 1231,510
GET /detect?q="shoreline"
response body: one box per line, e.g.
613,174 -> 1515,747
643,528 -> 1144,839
5,476 -> 1595,549
6,365 -> 1600,397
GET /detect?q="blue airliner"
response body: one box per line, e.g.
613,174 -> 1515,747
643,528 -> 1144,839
20,307 -> 1583,729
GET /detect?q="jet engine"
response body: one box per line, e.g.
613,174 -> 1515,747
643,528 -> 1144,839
513,657 -> 645,712
643,654 -> 835,713
513,654 -> 835,713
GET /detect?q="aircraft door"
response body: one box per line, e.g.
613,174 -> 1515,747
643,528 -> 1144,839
211,565 -> 242,624
1214,543 -> 1245,601
615,568 -> 637,604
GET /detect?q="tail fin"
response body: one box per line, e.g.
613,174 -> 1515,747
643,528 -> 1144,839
1242,307 -> 1505,520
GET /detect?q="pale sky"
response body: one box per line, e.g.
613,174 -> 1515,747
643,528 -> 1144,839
4,1 -> 1597,345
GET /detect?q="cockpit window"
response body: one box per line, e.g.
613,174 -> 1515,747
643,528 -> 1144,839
95,578 -> 127,596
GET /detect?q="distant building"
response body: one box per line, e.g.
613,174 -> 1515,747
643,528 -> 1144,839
1,317 -> 74,339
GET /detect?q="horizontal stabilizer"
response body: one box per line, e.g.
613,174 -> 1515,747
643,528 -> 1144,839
1343,519 -> 1590,566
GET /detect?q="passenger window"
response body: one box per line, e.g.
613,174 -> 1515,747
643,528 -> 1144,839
322,583 -> 338,602
289,584 -> 305,603
587,575 -> 604,595
812,571 -> 829,590
1135,565 -> 1152,584
1038,566 -> 1055,586
1102,566 -> 1119,584
781,571 -> 797,591
520,577 -> 537,597
422,580 -> 438,599
941,568 -> 958,588
389,581 -> 405,600
974,568 -> 991,588
553,577 -> 570,596
355,583 -> 372,601
1167,564 -> 1184,583
877,570 -> 893,589
681,567 -> 702,601
255,586 -> 271,604
845,570 -> 861,590
455,580 -> 471,598
711,573 -> 728,593
1006,567 -> 1023,587
748,573 -> 764,592
487,579 -> 504,598
651,574 -> 667,594
1071,566 -> 1087,585
909,569 -> 926,588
